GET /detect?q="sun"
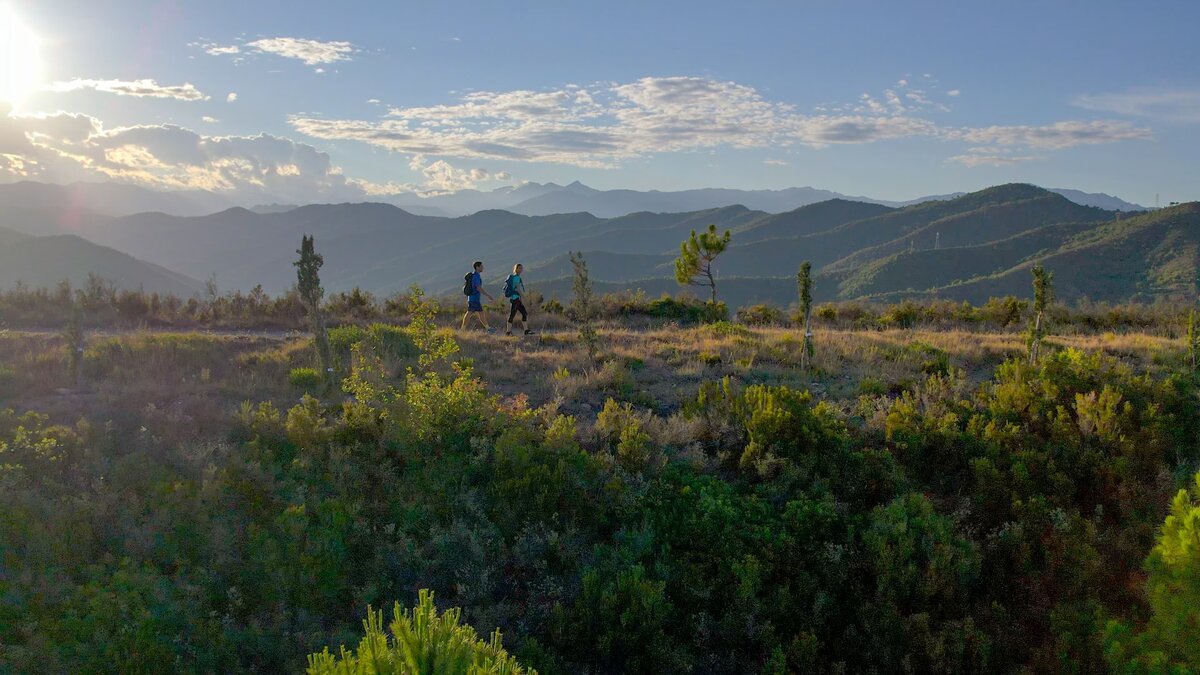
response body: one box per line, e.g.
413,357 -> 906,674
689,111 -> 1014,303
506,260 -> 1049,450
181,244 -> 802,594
0,4 -> 42,106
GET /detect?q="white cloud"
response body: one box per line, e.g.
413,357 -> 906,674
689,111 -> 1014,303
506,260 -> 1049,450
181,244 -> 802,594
226,92 -> 238,103
289,75 -> 1150,169
292,76 -> 945,168
1,103 -> 517,199
947,89 -> 961,96
45,78 -> 208,101
1075,87 -> 1200,123
201,116 -> 219,123
763,158 -> 788,166
202,37 -> 358,68
0,103 -> 367,202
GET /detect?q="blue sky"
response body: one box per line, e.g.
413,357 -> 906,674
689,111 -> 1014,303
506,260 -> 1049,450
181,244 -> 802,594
2,0 -> 1197,205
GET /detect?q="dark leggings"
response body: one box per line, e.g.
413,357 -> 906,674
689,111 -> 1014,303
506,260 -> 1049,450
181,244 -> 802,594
508,299 -> 527,323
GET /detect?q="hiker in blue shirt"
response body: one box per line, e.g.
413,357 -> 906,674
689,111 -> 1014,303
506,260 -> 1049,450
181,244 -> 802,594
460,260 -> 496,333
504,263 -> 534,336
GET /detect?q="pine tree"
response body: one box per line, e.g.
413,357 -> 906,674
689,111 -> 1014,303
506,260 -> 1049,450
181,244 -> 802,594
797,261 -> 815,371
1027,263 -> 1053,364
295,235 -> 334,385
569,251 -> 599,361
63,302 -> 84,389
674,224 -> 732,305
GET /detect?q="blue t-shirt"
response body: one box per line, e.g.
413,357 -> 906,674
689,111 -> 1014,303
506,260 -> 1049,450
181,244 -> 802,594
508,274 -> 522,299
469,272 -> 482,302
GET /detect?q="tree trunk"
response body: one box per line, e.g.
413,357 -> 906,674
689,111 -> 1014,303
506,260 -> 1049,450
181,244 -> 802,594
1029,311 -> 1043,364
308,302 -> 334,387
801,307 -> 813,371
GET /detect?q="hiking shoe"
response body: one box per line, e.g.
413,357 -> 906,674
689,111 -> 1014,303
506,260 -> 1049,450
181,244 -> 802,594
486,327 -> 496,334
524,329 -> 535,335
505,331 -> 513,336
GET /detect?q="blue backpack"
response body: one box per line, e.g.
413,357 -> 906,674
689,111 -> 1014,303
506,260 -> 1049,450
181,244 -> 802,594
503,275 -> 516,299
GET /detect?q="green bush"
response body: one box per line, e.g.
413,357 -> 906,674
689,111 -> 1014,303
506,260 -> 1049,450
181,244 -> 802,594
368,323 -> 419,360
289,367 -> 324,390
636,296 -> 727,324
327,325 -> 368,355
307,589 -> 534,674
1105,471 -> 1200,672
707,320 -> 751,338
327,323 -> 418,361
737,303 -> 785,326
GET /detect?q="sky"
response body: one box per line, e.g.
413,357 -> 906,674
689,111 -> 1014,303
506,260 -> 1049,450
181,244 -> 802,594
1,0 -> 1197,206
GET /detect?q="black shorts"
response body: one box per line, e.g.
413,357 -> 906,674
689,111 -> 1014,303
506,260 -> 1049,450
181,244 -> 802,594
508,298 -> 527,322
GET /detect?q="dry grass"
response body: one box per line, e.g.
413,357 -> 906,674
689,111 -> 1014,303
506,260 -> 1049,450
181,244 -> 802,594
0,323 -> 1187,433
454,325 -> 1187,418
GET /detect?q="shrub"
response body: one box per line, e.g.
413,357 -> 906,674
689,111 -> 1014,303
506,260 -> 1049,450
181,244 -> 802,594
307,589 -> 534,674
1105,470 -> 1200,672
368,323 -> 419,360
879,300 -> 924,329
327,325 -> 368,355
707,321 -> 750,338
640,296 -> 726,324
289,367 -> 324,390
979,296 -> 1027,327
737,303 -> 785,326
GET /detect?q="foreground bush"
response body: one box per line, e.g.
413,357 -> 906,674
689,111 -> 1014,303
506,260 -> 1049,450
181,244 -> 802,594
307,590 -> 533,675
1105,471 -> 1200,673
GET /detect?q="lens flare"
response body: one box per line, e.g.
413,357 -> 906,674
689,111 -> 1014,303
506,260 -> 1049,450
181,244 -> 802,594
0,4 -> 42,106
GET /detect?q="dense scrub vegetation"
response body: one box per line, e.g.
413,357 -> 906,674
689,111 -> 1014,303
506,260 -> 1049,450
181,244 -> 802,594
1,291 -> 1198,672
0,275 -> 1189,335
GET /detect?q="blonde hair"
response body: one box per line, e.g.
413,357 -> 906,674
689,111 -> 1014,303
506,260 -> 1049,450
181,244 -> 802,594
512,263 -> 523,274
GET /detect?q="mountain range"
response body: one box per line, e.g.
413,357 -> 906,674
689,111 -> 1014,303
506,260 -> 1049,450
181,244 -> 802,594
0,181 -> 1189,307
1,179 -> 1147,219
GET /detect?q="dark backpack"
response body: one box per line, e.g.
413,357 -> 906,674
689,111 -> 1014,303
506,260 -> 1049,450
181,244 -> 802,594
463,273 -> 474,296
503,275 -> 515,299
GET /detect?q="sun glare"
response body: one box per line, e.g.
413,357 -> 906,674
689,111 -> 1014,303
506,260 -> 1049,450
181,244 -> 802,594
0,4 -> 42,106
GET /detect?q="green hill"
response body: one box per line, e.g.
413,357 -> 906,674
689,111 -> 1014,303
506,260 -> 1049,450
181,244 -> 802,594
836,221 -> 1096,298
734,199 -> 895,243
825,193 -> 1111,272
0,234 -> 203,296
874,203 -> 1200,303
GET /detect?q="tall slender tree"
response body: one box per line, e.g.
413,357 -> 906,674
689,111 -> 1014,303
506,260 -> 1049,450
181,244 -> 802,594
674,224 -> 731,305
295,235 -> 334,384
1027,262 -> 1053,364
569,251 -> 599,362
797,261 -> 815,371
64,302 -> 84,389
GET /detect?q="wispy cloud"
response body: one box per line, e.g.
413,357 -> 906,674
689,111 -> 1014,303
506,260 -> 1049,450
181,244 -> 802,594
1075,87 -> 1200,123
199,37 -> 358,69
291,75 -> 1145,169
45,78 -> 208,101
947,147 -> 1040,167
226,92 -> 238,103
949,119 -> 1152,149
